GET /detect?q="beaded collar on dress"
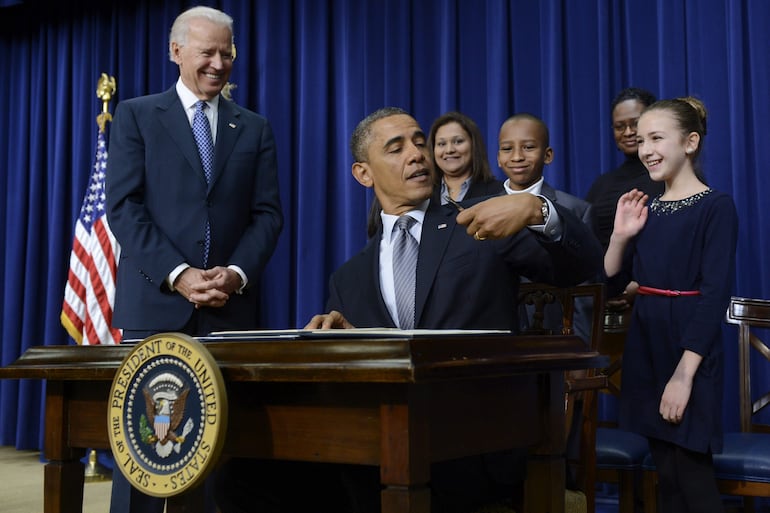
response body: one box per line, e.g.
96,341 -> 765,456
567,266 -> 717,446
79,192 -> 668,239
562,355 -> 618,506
649,188 -> 713,215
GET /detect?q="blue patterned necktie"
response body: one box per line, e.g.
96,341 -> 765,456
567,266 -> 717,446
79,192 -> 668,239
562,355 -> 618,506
192,100 -> 213,266
392,215 -> 418,330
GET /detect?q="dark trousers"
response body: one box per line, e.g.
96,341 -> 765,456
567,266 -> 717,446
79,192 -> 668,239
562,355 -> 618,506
110,469 -> 165,513
648,437 -> 724,513
110,470 -> 217,513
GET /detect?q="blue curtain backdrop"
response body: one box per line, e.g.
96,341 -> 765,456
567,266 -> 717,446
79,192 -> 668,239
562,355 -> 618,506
0,0 -> 768,449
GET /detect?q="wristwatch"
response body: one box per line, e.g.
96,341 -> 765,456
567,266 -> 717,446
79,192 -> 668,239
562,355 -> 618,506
539,197 -> 550,225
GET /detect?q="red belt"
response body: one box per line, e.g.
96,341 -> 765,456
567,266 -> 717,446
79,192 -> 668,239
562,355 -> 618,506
637,286 -> 700,297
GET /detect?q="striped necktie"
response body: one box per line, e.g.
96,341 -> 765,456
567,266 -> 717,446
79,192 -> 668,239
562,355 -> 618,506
392,215 -> 418,329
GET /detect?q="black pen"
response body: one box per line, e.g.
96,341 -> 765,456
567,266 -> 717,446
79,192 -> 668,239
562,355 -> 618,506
444,195 -> 464,212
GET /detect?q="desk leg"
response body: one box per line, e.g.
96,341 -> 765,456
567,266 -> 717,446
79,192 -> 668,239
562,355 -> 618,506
523,372 -> 566,513
44,381 -> 86,513
380,396 -> 431,513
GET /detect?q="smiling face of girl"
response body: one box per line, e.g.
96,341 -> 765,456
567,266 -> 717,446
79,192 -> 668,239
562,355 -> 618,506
636,109 -> 700,184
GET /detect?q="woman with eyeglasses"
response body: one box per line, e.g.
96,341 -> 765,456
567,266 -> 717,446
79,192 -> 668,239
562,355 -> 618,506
586,87 -> 665,251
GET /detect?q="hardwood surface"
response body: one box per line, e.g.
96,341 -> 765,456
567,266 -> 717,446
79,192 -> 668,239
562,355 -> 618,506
0,333 -> 605,513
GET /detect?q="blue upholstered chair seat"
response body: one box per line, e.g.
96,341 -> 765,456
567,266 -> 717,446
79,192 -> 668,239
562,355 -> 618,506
596,427 -> 650,470
713,432 -> 770,484
642,450 -> 655,470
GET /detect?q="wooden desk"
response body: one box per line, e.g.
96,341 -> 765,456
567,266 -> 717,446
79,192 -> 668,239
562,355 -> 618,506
0,334 -> 604,513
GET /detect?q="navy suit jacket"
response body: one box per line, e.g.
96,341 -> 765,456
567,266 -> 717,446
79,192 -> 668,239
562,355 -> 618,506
326,198 -> 602,331
106,87 -> 283,332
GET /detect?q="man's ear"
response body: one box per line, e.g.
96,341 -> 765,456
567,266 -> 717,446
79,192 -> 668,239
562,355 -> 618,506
544,146 -> 554,165
170,42 -> 182,65
352,162 -> 374,188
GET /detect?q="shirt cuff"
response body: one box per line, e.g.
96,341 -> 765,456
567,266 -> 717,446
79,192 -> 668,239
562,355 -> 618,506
529,196 -> 562,240
167,263 -> 191,291
228,265 -> 247,294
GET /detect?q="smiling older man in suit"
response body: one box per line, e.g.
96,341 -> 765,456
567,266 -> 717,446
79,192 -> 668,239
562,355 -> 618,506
106,6 -> 282,339
105,6 -> 282,513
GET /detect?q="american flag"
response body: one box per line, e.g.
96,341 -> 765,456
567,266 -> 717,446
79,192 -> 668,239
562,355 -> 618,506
60,129 -> 122,345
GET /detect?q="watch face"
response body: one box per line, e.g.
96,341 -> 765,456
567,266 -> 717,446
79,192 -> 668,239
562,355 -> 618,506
541,200 -> 549,223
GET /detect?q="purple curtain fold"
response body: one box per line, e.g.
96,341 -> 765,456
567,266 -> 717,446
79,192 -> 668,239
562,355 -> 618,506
1,0 -> 768,450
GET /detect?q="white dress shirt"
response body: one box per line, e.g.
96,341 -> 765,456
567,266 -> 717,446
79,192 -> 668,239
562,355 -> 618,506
167,79 -> 246,292
378,201 -> 428,326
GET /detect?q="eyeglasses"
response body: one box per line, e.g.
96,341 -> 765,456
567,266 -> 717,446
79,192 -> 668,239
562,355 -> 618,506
612,119 -> 639,132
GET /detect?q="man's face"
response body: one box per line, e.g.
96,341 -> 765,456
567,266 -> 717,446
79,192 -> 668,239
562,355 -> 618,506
171,18 -> 234,100
497,118 -> 553,191
352,114 -> 434,216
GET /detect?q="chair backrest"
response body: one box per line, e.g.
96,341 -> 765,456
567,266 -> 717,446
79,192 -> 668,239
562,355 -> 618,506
517,282 -> 607,508
597,303 -> 632,398
725,296 -> 770,434
517,282 -> 605,351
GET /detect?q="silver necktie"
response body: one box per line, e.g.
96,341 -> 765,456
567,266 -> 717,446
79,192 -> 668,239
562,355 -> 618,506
392,215 -> 418,329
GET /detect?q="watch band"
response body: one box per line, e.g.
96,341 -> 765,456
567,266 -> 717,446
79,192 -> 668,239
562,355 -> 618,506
540,198 -> 550,225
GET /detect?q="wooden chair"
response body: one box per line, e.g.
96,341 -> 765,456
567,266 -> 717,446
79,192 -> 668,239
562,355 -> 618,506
714,297 -> 770,509
518,282 -> 607,513
594,304 -> 651,513
520,286 -> 653,513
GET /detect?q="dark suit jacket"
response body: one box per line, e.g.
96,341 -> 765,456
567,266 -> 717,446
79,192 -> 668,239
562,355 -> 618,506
326,198 -> 602,331
105,86 -> 283,332
540,181 -> 594,230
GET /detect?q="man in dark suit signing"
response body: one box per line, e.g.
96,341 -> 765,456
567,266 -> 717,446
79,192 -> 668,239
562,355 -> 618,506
105,6 -> 282,513
290,107 -> 602,512
305,107 -> 601,333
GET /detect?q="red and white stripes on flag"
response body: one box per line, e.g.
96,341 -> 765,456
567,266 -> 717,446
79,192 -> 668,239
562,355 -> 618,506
60,129 -> 122,345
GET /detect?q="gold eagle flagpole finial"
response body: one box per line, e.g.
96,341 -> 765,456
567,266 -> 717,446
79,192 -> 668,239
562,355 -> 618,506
222,44 -> 237,101
96,73 -> 117,133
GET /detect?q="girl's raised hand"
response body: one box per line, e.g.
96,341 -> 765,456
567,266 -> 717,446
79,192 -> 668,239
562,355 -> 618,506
612,189 -> 649,240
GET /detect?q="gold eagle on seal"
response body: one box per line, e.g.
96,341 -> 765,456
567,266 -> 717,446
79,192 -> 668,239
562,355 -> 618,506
139,372 -> 194,458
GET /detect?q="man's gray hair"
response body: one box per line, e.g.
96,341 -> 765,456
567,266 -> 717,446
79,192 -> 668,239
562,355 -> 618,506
168,6 -> 234,62
350,107 -> 410,163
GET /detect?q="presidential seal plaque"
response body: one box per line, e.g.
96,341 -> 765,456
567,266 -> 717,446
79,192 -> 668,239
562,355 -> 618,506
108,333 -> 227,497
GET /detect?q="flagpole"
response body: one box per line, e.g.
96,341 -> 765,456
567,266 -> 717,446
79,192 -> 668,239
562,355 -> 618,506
83,72 -> 117,482
60,71 -> 122,346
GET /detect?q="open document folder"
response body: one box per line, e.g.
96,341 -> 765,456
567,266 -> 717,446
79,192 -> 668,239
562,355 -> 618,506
202,327 -> 511,341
